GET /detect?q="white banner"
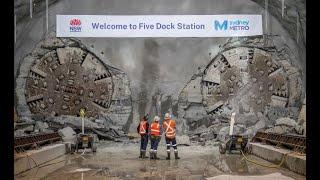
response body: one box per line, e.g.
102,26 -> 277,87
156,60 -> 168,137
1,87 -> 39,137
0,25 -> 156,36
56,15 -> 263,37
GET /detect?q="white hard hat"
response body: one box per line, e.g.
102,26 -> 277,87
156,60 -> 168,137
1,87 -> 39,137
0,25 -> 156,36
164,113 -> 171,119
154,116 -> 160,121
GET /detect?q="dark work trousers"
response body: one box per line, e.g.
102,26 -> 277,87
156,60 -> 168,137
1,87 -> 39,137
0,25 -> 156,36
165,137 -> 178,152
150,136 -> 160,151
140,134 -> 148,151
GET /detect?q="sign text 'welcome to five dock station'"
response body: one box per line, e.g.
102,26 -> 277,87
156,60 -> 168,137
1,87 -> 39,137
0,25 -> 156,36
57,15 -> 263,37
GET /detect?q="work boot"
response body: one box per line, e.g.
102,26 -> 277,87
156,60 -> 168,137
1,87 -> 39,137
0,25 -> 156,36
150,151 -> 154,159
174,151 -> 180,159
139,151 -> 143,158
166,152 -> 170,160
154,152 -> 160,160
143,151 -> 149,158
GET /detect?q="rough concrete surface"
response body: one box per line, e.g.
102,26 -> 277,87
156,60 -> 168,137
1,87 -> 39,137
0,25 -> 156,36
15,140 -> 305,180
250,142 -> 306,175
207,172 -> 294,180
14,143 -> 66,175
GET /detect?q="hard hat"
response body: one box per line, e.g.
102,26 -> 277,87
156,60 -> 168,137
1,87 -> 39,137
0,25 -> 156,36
164,113 -> 171,119
154,116 -> 160,122
144,114 -> 149,120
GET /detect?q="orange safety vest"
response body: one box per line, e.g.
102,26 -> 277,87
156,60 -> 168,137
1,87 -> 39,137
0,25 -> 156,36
139,121 -> 147,135
163,119 -> 176,138
150,122 -> 160,136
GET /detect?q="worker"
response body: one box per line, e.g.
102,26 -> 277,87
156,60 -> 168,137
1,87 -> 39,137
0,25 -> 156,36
137,114 -> 149,158
149,116 -> 161,160
163,112 -> 180,160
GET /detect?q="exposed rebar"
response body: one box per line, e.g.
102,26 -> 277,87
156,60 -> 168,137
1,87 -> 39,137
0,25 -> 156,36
264,0 -> 268,34
281,0 -> 285,18
14,14 -> 16,44
46,0 -> 48,32
30,0 -> 33,18
296,12 -> 299,43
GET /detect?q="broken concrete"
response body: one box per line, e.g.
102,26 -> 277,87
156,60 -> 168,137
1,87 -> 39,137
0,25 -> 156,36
275,117 -> 297,127
263,117 -> 299,134
58,127 -> 77,144
250,142 -> 306,175
34,121 -> 49,132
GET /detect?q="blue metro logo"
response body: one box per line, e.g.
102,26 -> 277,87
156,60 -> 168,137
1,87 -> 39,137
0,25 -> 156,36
214,20 -> 228,30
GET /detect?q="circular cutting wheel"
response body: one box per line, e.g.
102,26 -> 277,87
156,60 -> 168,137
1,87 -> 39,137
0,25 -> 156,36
25,47 -> 114,118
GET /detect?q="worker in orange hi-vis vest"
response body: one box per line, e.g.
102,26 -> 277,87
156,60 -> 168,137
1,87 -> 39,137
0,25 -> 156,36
149,116 -> 161,160
137,114 -> 149,158
163,112 -> 180,160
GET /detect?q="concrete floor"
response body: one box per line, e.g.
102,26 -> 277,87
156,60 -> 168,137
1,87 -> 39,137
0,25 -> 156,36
15,140 -> 306,180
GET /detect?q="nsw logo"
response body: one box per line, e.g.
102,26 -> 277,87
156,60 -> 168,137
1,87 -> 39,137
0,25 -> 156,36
70,19 -> 82,32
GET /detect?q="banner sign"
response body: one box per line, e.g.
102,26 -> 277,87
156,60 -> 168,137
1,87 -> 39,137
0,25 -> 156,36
56,15 -> 263,37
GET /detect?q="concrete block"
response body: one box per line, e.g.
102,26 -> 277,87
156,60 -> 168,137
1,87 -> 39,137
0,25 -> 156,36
276,117 -> 297,127
14,143 -> 66,175
176,135 -> 191,146
58,127 -> 77,144
271,95 -> 288,107
206,173 -> 294,180
249,142 -> 306,175
34,121 -> 49,132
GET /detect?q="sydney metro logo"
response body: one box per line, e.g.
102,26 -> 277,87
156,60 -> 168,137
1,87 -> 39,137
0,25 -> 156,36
69,19 -> 82,32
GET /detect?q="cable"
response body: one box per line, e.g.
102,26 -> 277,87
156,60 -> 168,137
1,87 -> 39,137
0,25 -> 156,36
26,154 -> 38,167
240,150 -> 305,168
35,159 -> 66,169
16,148 -> 89,177
81,148 -> 86,155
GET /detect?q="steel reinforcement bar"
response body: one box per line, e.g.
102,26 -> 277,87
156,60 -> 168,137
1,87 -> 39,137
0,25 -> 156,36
252,131 -> 306,153
14,132 -> 62,151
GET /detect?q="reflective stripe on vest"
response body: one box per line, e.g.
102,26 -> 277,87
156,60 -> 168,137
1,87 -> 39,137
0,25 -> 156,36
150,122 -> 160,136
139,121 -> 147,135
164,120 -> 176,138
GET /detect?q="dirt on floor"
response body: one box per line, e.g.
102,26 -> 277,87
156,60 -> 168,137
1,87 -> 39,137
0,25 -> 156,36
15,140 -> 306,180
